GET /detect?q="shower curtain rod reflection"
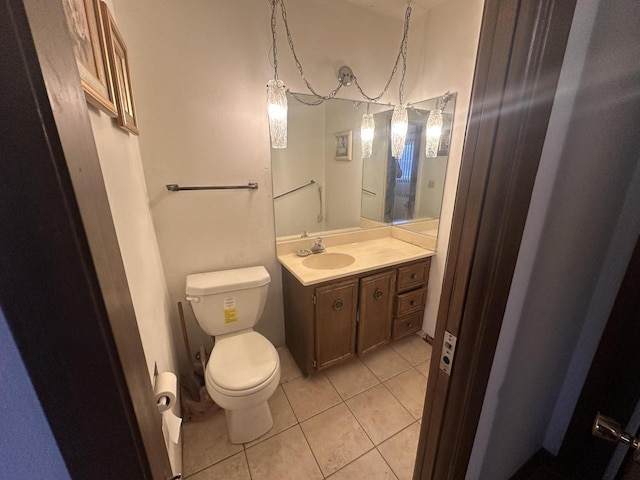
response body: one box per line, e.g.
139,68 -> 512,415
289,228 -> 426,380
274,180 -> 316,199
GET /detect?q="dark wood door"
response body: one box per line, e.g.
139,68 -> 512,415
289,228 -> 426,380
555,235 -> 640,478
315,279 -> 358,369
358,271 -> 395,356
0,1 -> 172,478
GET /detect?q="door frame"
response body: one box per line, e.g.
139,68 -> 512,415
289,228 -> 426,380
1,1 -> 172,478
415,0 -> 577,478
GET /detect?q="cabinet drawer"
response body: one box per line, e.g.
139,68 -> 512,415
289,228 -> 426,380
395,287 -> 427,317
393,311 -> 422,339
397,259 -> 430,292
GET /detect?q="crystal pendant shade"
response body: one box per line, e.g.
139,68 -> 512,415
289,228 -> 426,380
391,105 -> 408,159
267,79 -> 288,149
361,113 -> 375,158
425,109 -> 443,157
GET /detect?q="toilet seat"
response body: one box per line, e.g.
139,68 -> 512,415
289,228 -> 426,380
206,331 -> 279,397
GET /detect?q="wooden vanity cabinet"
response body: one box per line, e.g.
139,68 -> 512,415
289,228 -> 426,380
282,257 -> 431,375
314,279 -> 358,370
392,259 -> 430,340
357,271 -> 395,356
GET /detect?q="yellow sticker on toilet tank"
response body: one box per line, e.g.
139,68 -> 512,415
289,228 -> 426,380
224,307 -> 238,323
223,297 -> 237,323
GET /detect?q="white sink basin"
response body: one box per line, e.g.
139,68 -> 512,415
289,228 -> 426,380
302,252 -> 355,270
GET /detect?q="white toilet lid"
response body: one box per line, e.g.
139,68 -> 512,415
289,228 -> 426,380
208,331 -> 278,391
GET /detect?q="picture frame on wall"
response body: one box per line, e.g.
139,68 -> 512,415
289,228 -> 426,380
101,2 -> 140,135
334,130 -> 352,161
61,0 -> 117,116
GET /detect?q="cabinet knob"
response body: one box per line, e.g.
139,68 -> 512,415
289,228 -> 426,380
373,288 -> 384,300
407,323 -> 412,327
411,273 -> 417,279
410,300 -> 416,306
333,298 -> 344,311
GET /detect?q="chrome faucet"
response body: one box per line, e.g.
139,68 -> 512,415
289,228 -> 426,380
310,237 -> 326,254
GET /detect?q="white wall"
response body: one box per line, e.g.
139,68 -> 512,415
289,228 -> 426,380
110,0 -> 483,355
112,0 -> 285,358
111,0 -> 431,357
410,0 -> 485,337
88,1 -> 181,472
467,0 -> 640,478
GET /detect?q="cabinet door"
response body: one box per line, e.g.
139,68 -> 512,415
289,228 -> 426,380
315,279 -> 358,370
358,270 -> 395,356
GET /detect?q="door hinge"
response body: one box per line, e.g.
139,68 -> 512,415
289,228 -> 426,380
313,295 -> 316,304
313,360 -> 317,368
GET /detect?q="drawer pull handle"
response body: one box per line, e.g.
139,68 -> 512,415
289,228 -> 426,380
410,300 -> 416,306
333,298 -> 344,311
407,323 -> 412,328
373,288 -> 384,300
411,273 -> 417,279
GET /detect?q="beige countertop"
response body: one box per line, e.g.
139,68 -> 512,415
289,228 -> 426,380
277,236 -> 435,286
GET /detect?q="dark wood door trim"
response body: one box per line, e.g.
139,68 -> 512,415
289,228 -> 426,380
415,1 -> 577,478
1,1 -> 172,478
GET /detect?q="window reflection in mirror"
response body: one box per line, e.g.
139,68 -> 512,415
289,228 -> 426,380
271,92 -> 455,244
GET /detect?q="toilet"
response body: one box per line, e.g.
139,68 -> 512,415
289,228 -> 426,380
185,266 -> 280,444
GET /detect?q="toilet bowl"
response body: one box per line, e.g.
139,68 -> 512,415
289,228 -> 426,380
205,330 -> 280,443
186,266 -> 280,444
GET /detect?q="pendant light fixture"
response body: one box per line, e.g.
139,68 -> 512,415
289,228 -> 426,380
391,105 -> 408,158
390,3 -> 411,159
425,108 -> 442,157
267,0 -> 414,154
361,104 -> 375,158
425,92 -> 452,157
267,79 -> 288,148
266,0 -> 288,148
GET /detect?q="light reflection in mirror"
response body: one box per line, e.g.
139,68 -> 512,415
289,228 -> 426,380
271,92 -> 455,243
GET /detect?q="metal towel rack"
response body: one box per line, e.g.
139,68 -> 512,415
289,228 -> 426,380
274,180 -> 316,200
166,182 -> 258,192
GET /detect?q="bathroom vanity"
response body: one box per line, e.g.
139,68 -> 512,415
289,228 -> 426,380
277,230 -> 433,376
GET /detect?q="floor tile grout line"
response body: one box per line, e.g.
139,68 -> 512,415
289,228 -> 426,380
375,445 -> 401,480
323,363 -> 381,402
382,380 -> 416,419
282,372 -> 343,424
182,443 -> 244,479
297,418 -> 329,478
243,385 -> 300,450
345,382 -> 416,447
382,369 -> 425,421
377,419 -> 422,479
342,390 -> 378,448
323,445 -> 379,479
242,450 -> 253,480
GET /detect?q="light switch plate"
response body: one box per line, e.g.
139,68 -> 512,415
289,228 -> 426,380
439,330 -> 457,375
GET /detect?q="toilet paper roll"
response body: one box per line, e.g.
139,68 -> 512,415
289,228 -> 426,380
154,371 -> 177,413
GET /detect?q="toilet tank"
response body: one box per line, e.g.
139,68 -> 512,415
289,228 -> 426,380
186,266 -> 270,337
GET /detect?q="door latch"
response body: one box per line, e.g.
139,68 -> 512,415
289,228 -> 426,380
439,330 -> 457,376
593,412 -> 640,464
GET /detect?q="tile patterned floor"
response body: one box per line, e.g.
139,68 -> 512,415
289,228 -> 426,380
182,334 -> 432,480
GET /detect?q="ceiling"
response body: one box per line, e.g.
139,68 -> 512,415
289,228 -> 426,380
341,0 -> 447,20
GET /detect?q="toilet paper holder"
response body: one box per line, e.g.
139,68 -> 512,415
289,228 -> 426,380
157,395 -> 170,410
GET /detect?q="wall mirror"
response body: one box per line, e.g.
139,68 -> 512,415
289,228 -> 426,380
271,91 -> 456,243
